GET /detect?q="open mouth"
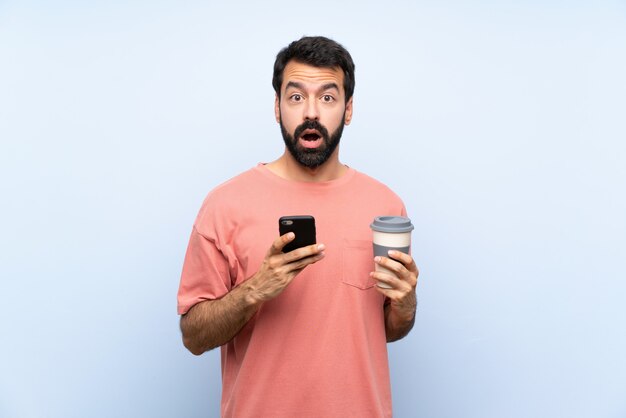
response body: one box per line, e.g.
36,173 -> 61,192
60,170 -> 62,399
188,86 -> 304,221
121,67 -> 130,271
300,129 -> 322,142
298,129 -> 324,149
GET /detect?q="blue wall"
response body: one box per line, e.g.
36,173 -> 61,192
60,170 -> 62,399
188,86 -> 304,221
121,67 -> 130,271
1,1 -> 625,417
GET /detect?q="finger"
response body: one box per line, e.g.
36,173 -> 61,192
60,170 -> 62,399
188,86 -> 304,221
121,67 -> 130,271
370,271 -> 411,291
283,243 -> 326,263
375,256 -> 407,278
375,256 -> 417,286
269,233 -> 296,255
387,250 -> 418,274
286,250 -> 326,273
374,285 -> 404,298
373,282 -> 409,301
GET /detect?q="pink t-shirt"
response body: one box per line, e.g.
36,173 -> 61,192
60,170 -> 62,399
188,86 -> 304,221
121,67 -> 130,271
178,164 -> 407,418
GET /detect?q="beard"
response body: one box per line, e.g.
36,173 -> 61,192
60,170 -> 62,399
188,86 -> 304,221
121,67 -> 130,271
279,114 -> 345,169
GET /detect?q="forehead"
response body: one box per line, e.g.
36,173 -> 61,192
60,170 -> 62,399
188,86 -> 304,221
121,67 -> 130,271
282,61 -> 344,92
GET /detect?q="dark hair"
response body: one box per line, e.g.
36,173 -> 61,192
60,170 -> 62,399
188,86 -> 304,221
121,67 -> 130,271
272,36 -> 356,102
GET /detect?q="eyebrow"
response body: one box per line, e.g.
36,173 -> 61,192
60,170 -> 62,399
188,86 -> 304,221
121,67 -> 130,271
285,81 -> 340,94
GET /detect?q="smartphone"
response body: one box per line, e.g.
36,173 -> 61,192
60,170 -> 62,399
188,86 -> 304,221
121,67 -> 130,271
279,215 -> 316,253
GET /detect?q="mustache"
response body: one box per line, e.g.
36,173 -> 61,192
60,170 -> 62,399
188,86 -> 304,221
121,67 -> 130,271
293,120 -> 330,140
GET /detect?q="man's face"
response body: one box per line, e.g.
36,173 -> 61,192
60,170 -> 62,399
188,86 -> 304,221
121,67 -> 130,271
275,61 -> 353,168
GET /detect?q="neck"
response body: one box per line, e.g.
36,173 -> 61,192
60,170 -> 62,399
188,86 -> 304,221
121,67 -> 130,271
266,148 -> 347,182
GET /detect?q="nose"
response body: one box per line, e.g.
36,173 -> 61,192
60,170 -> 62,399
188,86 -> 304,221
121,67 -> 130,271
303,98 -> 319,121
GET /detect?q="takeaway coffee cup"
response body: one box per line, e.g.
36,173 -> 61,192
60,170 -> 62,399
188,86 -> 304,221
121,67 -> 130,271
370,216 -> 414,288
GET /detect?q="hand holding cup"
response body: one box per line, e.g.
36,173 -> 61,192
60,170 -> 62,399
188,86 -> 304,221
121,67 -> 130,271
370,216 -> 414,288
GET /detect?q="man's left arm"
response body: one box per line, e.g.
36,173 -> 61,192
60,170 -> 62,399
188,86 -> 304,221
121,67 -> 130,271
372,251 -> 419,342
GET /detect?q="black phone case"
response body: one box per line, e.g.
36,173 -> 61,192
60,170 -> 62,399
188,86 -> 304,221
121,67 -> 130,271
279,215 -> 316,253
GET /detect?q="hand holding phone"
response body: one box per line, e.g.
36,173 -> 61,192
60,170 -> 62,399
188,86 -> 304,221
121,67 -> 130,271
279,215 -> 316,253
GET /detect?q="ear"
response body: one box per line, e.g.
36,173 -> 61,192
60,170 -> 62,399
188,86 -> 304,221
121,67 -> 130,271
274,94 -> 281,123
344,97 -> 354,125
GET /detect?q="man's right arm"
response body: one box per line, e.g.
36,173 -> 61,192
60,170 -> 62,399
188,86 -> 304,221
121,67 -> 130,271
180,282 -> 262,355
180,233 -> 325,355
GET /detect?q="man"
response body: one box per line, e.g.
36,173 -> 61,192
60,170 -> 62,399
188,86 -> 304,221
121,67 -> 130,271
177,36 -> 419,417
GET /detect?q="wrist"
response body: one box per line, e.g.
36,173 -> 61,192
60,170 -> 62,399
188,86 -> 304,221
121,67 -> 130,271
390,302 -> 416,323
240,276 -> 265,307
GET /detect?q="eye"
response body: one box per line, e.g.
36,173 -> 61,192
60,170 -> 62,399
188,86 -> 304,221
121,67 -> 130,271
321,95 -> 335,103
290,94 -> 303,102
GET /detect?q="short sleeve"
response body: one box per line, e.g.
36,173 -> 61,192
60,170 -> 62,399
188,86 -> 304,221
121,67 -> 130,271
176,225 -> 231,315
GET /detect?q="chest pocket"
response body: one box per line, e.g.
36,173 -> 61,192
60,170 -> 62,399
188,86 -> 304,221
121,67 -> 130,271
341,239 -> 376,290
